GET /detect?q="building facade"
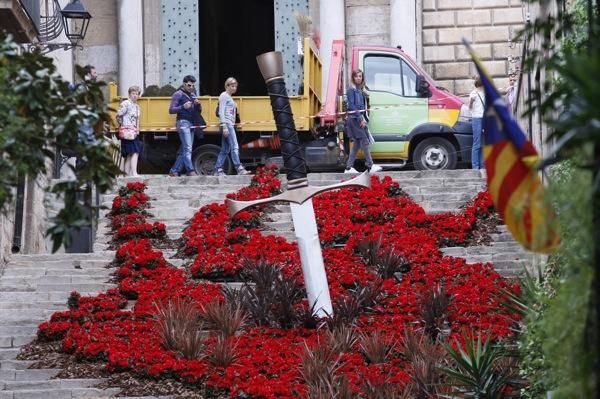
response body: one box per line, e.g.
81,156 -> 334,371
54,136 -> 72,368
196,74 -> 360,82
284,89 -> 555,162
70,0 -> 527,99
0,0 -> 538,260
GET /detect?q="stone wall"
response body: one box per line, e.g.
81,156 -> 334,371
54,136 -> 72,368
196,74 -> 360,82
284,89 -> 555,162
0,171 -> 51,274
421,0 -> 525,97
74,0 -> 118,85
0,202 -> 16,273
345,0 -> 390,68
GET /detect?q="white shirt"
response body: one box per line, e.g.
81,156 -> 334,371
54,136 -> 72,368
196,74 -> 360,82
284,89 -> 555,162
469,88 -> 485,118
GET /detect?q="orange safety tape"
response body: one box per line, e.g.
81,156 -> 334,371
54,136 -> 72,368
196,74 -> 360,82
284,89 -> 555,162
127,95 -> 463,132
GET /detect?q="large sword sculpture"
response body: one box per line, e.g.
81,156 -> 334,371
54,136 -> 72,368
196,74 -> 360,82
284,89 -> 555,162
226,51 -> 371,317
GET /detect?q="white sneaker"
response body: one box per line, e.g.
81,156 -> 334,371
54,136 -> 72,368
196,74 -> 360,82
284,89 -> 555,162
370,164 -> 383,173
344,167 -> 359,174
215,169 -> 226,176
237,166 -> 250,175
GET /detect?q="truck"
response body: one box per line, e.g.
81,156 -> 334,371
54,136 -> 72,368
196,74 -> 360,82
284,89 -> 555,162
108,38 -> 473,174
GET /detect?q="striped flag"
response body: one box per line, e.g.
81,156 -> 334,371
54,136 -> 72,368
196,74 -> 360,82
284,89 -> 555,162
465,41 -> 560,253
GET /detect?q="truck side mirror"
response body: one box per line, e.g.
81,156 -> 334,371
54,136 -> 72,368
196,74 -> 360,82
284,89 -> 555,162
416,75 -> 431,98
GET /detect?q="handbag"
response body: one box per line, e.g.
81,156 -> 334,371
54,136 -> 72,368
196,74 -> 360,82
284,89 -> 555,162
118,125 -> 138,140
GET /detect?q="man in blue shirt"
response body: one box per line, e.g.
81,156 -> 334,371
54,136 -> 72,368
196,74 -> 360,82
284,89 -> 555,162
168,75 -> 202,176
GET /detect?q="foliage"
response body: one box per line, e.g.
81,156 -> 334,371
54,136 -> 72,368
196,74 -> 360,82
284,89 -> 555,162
516,0 -> 599,396
439,333 -> 520,398
154,298 -> 205,360
0,33 -> 120,251
401,330 -> 446,399
419,285 -> 451,342
534,160 -> 593,398
200,300 -> 247,338
34,173 -> 520,398
520,0 -> 600,176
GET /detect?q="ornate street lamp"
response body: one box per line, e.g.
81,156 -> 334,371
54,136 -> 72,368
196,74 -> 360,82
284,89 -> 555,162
29,0 -> 92,53
60,0 -> 91,44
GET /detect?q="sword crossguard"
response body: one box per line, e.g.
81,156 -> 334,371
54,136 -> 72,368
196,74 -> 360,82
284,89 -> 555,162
226,171 -> 372,217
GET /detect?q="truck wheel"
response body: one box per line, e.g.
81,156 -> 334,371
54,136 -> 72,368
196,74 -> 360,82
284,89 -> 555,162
413,137 -> 457,170
192,145 -> 232,175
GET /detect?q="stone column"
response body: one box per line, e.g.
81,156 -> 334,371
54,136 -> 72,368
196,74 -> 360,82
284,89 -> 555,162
390,0 -> 417,61
319,0 -> 345,99
117,0 -> 144,96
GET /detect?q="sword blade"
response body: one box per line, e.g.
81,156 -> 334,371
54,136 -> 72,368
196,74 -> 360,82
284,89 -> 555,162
290,199 -> 333,317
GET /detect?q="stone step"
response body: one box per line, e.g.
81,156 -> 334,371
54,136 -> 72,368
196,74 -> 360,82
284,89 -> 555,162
0,368 -> 60,381
0,292 -> 104,303
2,269 -> 110,278
0,301 -> 67,310
0,387 -> 121,398
410,192 -> 474,202
3,378 -> 102,391
118,174 -> 253,186
422,201 -> 472,213
0,349 -> 20,360
0,360 -> 35,370
263,220 -> 294,231
0,335 -> 37,348
0,283 -> 115,294
9,252 -> 116,262
0,275 -> 110,286
0,327 -> 37,337
1,311 -> 67,325
409,184 -> 485,195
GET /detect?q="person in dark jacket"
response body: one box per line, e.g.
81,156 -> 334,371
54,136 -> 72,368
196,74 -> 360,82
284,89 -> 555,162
344,69 -> 382,173
168,75 -> 203,176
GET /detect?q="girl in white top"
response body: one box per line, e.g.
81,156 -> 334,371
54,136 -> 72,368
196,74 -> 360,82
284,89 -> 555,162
214,77 -> 249,175
468,77 -> 485,169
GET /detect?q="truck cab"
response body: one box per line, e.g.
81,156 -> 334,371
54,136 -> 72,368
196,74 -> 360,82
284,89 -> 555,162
319,41 -> 472,170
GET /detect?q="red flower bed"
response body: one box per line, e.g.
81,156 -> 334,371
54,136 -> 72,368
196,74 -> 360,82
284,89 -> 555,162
36,172 -> 520,398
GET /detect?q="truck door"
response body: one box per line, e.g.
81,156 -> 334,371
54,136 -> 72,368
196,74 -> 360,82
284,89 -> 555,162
360,52 -> 428,158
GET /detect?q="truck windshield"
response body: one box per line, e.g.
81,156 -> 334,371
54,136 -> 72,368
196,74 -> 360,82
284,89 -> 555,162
364,55 -> 419,97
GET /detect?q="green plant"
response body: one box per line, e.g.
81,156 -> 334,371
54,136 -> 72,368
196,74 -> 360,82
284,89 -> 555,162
327,325 -> 358,354
439,333 -> 519,398
401,330 -> 447,399
200,300 -> 247,338
419,285 -> 451,341
356,235 -> 411,279
300,341 -> 341,397
67,291 -> 81,310
154,299 -> 205,360
0,33 -> 120,251
360,331 -> 393,364
207,334 -> 237,367
513,1 -> 600,395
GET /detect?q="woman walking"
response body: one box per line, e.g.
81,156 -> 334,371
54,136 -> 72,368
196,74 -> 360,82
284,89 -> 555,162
214,77 -> 249,176
469,76 -> 485,169
344,69 -> 381,174
116,85 -> 142,176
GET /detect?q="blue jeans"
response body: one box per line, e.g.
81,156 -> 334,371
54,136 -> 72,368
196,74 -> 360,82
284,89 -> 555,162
215,124 -> 242,170
471,117 -> 484,169
170,120 -> 195,174
346,137 -> 373,169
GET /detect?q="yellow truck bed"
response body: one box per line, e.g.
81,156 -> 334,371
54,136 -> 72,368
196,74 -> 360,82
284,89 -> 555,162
108,38 -> 322,134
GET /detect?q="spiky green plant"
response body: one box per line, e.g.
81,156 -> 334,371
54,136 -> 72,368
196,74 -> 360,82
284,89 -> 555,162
439,333 -> 519,398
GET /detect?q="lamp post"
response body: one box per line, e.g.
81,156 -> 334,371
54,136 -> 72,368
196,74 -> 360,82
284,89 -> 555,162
60,0 -> 91,44
29,0 -> 92,53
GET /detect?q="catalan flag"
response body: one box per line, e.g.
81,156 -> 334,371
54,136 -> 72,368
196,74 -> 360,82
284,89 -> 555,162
465,41 -> 560,253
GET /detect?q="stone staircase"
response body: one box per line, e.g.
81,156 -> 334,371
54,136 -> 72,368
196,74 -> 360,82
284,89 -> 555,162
0,170 -> 532,398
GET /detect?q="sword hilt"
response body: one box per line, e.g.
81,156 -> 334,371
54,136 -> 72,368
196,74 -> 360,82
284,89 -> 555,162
257,51 -> 307,184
